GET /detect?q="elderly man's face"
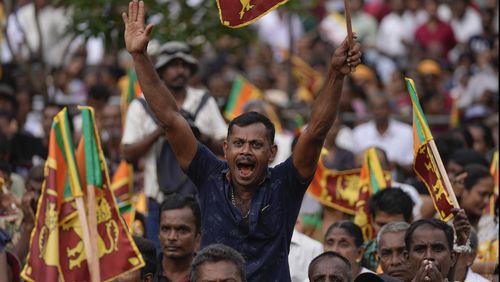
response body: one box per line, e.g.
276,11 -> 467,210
407,225 -> 456,278
378,231 -> 413,282
194,261 -> 243,282
308,256 -> 351,282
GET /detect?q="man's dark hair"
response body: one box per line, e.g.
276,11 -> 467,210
404,219 -> 454,251
159,193 -> 201,233
227,111 -> 275,144
132,236 -> 157,279
308,251 -> 352,282
325,220 -> 364,247
190,244 -> 246,282
368,188 -> 414,223
88,84 -> 111,103
463,164 -> 492,191
448,149 -> 488,168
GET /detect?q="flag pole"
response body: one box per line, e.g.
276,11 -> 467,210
87,184 -> 101,282
74,197 -> 100,282
343,0 -> 353,46
428,140 -> 460,208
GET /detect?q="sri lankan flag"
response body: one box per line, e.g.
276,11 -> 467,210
22,107 -> 144,282
111,160 -> 136,231
217,0 -> 288,28
353,147 -> 391,241
307,149 -> 363,215
118,68 -> 142,126
292,55 -> 324,103
224,75 -> 263,120
406,78 -> 456,221
486,151 -> 498,216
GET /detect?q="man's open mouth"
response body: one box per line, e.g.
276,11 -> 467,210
237,161 -> 256,177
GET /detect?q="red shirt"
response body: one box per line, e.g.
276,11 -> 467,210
415,20 -> 457,59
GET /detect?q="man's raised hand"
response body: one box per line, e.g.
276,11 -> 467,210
122,0 -> 154,54
330,34 -> 362,75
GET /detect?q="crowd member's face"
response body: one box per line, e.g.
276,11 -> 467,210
100,104 -> 122,142
159,207 -> 200,260
308,256 -> 351,282
407,225 -> 455,278
461,176 -> 494,218
373,212 -> 406,235
468,126 -> 489,156
324,227 -> 363,272
378,231 -> 413,282
370,97 -> 390,125
224,123 -> 276,189
194,261 -> 242,282
160,59 -> 192,91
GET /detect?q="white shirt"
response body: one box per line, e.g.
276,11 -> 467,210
121,87 -> 227,201
464,269 -> 489,282
289,230 -> 323,282
352,119 -> 414,166
392,181 -> 423,220
376,13 -> 414,57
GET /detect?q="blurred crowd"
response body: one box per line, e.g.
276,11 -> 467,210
0,0 -> 498,281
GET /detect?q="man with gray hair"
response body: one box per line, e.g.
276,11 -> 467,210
190,244 -> 246,282
377,221 -> 413,282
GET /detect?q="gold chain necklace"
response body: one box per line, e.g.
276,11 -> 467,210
231,187 -> 250,219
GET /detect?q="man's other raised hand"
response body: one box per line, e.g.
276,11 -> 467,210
122,0 -> 154,55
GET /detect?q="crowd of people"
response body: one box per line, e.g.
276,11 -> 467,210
0,0 -> 499,281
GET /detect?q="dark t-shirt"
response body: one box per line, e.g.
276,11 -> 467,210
186,143 -> 312,282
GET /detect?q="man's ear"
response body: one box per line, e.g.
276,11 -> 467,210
268,144 -> 278,164
450,250 -> 458,268
223,139 -> 228,159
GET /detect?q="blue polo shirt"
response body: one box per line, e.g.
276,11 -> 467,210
186,143 -> 312,282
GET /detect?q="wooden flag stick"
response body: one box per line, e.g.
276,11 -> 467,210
87,185 -> 101,282
428,140 -> 461,209
75,197 -> 100,282
343,0 -> 353,46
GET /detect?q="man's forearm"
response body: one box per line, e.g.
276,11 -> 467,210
308,69 -> 345,140
122,128 -> 164,163
131,53 -> 179,128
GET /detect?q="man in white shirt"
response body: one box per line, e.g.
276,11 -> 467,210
289,222 -> 323,282
352,95 -> 413,179
121,41 -> 227,246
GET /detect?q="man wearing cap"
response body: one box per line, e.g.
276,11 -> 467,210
121,40 -> 227,246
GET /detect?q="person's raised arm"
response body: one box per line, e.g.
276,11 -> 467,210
122,0 -> 197,170
293,36 -> 361,179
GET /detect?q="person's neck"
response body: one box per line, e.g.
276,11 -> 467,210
352,263 -> 362,279
162,255 -> 192,281
170,87 -> 187,107
375,120 -> 389,135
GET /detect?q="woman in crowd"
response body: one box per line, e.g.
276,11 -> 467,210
323,220 -> 373,279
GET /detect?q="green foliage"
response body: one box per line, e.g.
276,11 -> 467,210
54,0 -> 256,51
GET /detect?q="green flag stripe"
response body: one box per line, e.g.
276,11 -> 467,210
82,108 -> 103,187
128,69 -> 137,103
406,79 -> 429,144
225,77 -> 244,114
368,161 -> 380,194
